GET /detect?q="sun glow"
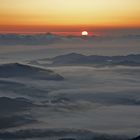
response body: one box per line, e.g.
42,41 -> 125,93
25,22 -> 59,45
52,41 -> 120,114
82,31 -> 88,36
0,0 -> 140,33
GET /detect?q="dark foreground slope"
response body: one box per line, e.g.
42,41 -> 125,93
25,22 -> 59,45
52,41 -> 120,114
0,63 -> 64,80
0,128 -> 128,140
0,97 -> 36,130
131,136 -> 140,140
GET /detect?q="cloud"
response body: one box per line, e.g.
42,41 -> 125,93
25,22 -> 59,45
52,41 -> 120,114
0,60 -> 140,136
46,89 -> 140,112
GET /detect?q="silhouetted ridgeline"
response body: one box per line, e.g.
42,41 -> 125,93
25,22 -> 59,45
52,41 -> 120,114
0,63 -> 64,80
30,53 -> 140,67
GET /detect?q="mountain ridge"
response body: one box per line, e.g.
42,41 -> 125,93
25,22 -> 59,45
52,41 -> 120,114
0,63 -> 64,80
30,53 -> 140,67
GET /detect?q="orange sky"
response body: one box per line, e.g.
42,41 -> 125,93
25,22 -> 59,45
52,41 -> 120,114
0,0 -> 140,34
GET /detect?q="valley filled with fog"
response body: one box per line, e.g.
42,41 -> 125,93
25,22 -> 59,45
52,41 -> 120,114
0,34 -> 140,140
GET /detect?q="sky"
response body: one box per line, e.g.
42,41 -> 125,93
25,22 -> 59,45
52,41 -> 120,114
0,0 -> 140,35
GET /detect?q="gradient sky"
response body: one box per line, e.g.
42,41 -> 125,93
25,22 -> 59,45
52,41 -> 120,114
0,0 -> 140,34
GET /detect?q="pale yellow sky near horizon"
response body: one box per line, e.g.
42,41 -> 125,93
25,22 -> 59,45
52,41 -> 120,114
0,0 -> 140,33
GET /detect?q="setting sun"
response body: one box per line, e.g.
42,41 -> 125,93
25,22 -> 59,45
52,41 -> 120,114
82,31 -> 88,36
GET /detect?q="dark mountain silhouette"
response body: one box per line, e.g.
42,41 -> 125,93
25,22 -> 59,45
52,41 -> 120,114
0,97 -> 37,129
59,138 -> 76,140
37,53 -> 140,66
0,80 -> 49,98
0,115 -> 36,130
0,128 -> 127,139
131,135 -> 140,140
0,63 -> 64,80
0,97 -> 33,112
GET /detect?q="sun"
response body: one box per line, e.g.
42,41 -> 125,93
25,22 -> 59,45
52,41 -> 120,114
82,31 -> 88,36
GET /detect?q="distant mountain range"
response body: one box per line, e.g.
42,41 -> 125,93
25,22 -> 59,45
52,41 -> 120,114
0,33 -> 139,45
0,33 -> 62,45
30,53 -> 140,67
0,63 -> 64,80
